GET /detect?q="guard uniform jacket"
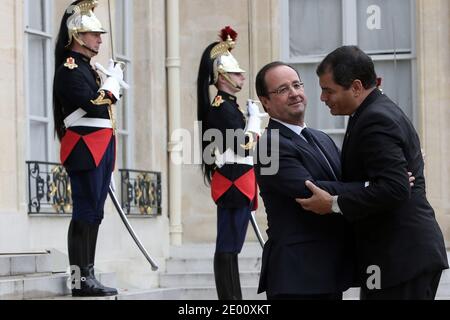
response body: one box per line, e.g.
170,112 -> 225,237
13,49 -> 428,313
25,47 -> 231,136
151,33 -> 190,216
207,91 -> 257,209
54,51 -> 117,172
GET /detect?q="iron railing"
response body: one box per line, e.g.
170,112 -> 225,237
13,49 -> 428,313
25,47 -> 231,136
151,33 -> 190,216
26,162 -> 162,216
26,161 -> 72,214
119,169 -> 162,216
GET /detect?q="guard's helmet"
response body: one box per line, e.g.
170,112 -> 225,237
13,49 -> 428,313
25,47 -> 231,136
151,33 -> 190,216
197,26 -> 245,184
210,26 -> 246,85
65,0 -> 107,48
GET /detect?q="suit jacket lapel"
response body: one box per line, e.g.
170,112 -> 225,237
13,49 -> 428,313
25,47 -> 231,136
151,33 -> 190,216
268,120 -> 337,180
313,133 -> 341,180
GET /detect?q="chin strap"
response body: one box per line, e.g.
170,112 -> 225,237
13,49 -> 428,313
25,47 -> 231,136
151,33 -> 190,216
219,71 -> 242,90
72,34 -> 99,55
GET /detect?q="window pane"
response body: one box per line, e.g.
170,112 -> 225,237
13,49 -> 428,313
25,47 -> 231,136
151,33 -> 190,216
374,60 -> 413,119
30,121 -> 48,162
293,64 -> 346,130
326,133 -> 344,150
115,0 -> 126,55
289,0 -> 342,57
117,135 -> 127,169
115,99 -> 127,131
28,35 -> 47,117
357,0 -> 412,54
121,97 -> 128,130
26,0 -> 45,31
293,63 -> 346,147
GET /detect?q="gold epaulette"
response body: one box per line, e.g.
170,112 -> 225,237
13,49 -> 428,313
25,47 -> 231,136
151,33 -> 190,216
212,95 -> 224,108
64,57 -> 78,70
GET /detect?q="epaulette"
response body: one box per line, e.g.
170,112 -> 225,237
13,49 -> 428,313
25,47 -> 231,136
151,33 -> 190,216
64,57 -> 78,70
212,95 -> 224,108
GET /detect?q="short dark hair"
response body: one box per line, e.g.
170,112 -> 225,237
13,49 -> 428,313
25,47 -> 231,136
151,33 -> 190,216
316,46 -> 377,90
255,61 -> 300,98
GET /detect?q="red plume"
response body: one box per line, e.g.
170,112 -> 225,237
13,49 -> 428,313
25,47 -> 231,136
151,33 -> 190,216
220,26 -> 238,43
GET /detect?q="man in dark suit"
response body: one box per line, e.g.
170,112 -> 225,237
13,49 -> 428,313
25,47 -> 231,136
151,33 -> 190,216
254,61 -> 369,300
298,46 -> 448,300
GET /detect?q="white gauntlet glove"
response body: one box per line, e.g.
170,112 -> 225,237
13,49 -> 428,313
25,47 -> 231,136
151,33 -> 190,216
246,99 -> 268,136
95,59 -> 130,101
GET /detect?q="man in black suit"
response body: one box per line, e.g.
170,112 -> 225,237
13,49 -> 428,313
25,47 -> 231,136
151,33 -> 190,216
298,46 -> 448,300
254,62 -> 368,300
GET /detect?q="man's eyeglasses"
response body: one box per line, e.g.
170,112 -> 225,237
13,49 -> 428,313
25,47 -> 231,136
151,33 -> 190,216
268,82 -> 305,96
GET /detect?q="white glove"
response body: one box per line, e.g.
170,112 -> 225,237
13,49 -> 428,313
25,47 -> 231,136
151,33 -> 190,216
95,59 -> 130,100
100,77 -> 121,101
246,100 -> 268,136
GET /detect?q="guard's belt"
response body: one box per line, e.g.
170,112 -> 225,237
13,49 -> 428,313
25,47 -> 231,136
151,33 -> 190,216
64,108 -> 112,128
64,108 -> 87,127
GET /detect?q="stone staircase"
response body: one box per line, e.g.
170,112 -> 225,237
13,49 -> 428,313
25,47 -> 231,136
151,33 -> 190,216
119,242 -> 265,300
0,251 -> 116,300
122,243 -> 450,300
2,245 -> 449,300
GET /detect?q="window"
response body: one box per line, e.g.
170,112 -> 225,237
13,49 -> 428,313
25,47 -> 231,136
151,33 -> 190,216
24,0 -> 54,162
115,0 -> 134,170
282,0 -> 416,147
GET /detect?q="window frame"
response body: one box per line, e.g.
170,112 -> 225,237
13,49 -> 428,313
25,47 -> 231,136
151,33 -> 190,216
280,0 -> 418,136
115,0 -> 134,170
24,0 -> 55,162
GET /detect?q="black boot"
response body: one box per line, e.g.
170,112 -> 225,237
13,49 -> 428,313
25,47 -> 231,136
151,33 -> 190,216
68,219 -> 89,293
231,253 -> 242,299
214,252 -> 243,300
67,220 -> 117,297
87,224 -> 118,296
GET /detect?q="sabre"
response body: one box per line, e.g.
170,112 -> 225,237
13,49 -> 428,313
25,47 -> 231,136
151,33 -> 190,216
250,212 -> 265,249
105,0 -> 157,270
107,0 -> 115,60
107,0 -> 125,70
109,185 -> 159,271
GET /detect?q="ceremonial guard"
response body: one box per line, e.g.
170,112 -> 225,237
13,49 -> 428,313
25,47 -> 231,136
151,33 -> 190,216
53,0 -> 128,297
197,27 -> 265,300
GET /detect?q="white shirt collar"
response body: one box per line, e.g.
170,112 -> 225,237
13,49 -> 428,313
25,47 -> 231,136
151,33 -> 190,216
272,118 -> 307,136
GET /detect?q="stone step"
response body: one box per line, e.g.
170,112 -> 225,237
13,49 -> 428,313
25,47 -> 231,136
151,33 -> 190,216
29,287 -> 450,300
166,256 -> 262,273
120,287 -> 362,300
31,295 -> 118,301
0,252 -> 52,277
0,273 -> 69,300
0,271 -> 116,300
169,243 -> 263,259
118,286 -> 266,300
160,271 -> 260,288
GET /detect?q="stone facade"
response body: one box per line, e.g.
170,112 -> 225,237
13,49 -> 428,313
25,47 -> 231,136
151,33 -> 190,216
0,0 -> 448,290
416,0 -> 450,243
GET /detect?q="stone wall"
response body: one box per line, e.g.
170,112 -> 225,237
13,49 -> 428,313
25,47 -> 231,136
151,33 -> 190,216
179,0 -> 280,243
416,0 -> 450,244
